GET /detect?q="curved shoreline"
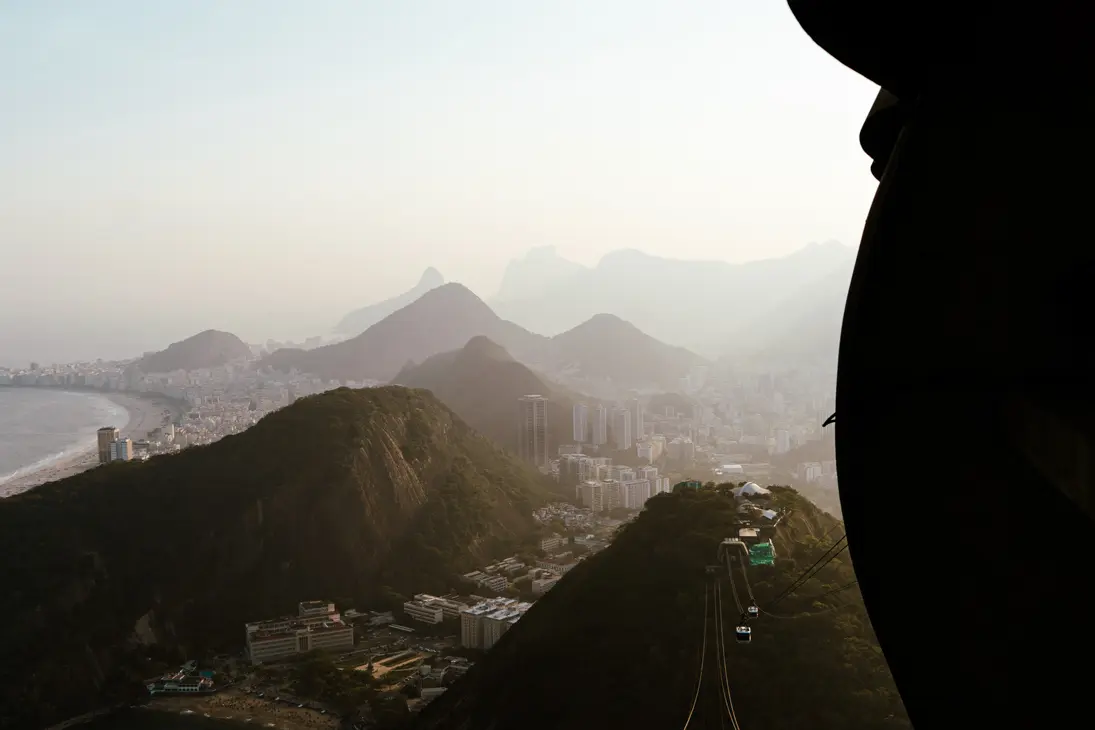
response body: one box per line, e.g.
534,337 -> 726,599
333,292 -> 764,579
0,388 -> 184,498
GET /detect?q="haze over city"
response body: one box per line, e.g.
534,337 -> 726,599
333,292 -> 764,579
2,0 -> 878,365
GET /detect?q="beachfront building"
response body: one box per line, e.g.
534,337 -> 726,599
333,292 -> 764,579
97,426 -> 119,464
246,619 -> 354,664
146,674 -> 214,695
109,438 -> 133,462
244,599 -> 353,664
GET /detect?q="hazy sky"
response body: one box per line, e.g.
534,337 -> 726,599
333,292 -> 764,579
0,1 -> 879,365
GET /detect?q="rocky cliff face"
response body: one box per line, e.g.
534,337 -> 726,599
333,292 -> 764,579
0,387 -> 551,729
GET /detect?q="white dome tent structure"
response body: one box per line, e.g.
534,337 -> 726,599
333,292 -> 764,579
732,482 -> 771,499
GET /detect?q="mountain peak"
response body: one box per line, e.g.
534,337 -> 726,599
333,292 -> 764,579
335,267 -> 447,335
576,312 -> 636,332
461,335 -> 515,362
138,330 -> 250,373
418,267 -> 445,287
493,247 -> 588,303
268,281 -> 546,382
418,282 -> 490,309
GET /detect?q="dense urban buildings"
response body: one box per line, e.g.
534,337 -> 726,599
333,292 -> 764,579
517,394 -> 549,468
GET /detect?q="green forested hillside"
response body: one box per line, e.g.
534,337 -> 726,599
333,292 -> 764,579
0,386 -> 554,729
416,485 -> 909,730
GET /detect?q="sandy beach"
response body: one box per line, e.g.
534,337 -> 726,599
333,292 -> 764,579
0,390 -> 182,497
147,690 -> 340,730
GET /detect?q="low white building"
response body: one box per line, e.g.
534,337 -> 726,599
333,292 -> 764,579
539,534 -> 564,553
410,594 -> 470,620
532,576 -> 560,594
403,599 -> 444,624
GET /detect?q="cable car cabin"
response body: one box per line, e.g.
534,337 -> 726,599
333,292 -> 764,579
748,540 -> 776,566
746,605 -> 759,619
735,626 -> 752,643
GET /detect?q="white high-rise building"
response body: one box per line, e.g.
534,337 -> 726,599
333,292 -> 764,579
593,405 -> 608,446
622,479 -> 652,510
775,429 -> 791,454
578,481 -> 604,512
573,403 -> 588,443
518,395 -> 549,468
614,408 -> 632,451
627,398 -> 644,440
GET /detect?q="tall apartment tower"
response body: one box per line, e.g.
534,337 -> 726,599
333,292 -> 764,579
109,438 -> 134,462
614,408 -> 632,451
592,404 -> 608,446
627,397 -> 644,440
97,426 -> 119,465
518,395 -> 549,468
572,403 -> 588,443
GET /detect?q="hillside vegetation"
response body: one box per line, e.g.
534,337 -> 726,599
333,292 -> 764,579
0,387 -> 554,729
417,485 -> 909,730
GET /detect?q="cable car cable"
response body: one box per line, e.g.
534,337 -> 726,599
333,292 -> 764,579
738,556 -> 757,605
764,535 -> 847,609
766,543 -> 850,613
712,582 -> 737,728
770,542 -> 849,610
725,552 -> 746,616
681,582 -> 710,730
760,581 -> 859,619
714,581 -> 744,730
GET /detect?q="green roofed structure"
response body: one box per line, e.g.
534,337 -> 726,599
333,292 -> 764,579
749,540 -> 776,566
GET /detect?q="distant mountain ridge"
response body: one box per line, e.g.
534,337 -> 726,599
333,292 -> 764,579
335,267 -> 445,336
266,283 -> 549,383
492,245 -> 589,303
490,242 -> 856,355
269,284 -> 705,391
0,386 -> 553,728
547,313 -> 707,390
137,329 -> 251,373
724,259 -> 854,368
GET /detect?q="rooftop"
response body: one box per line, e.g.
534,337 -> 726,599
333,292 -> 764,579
249,619 -> 351,641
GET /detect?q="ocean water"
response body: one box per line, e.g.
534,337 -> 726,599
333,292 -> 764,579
0,387 -> 127,489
